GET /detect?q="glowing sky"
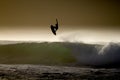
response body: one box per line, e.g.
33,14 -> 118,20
0,0 -> 120,43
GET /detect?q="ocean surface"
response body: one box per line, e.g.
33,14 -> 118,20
0,64 -> 120,80
0,41 -> 120,79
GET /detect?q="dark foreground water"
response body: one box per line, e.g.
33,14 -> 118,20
0,65 -> 120,80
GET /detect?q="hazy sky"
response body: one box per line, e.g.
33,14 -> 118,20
0,0 -> 120,43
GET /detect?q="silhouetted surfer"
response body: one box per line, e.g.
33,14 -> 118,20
50,19 -> 58,35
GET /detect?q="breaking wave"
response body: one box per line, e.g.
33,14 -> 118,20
0,41 -> 120,67
68,42 -> 120,67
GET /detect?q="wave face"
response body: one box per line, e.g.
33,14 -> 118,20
68,42 -> 120,67
0,41 -> 120,67
0,42 -> 76,65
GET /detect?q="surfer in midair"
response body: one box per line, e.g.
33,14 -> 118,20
50,19 -> 58,35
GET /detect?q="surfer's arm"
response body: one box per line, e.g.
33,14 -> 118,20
56,19 -> 58,27
56,19 -> 58,24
